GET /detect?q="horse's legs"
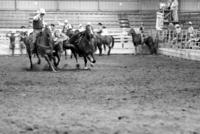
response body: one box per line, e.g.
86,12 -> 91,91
70,50 -> 73,59
83,56 -> 88,70
44,55 -> 56,72
107,47 -> 112,55
36,50 -> 41,64
28,53 -> 33,69
97,43 -> 102,56
54,52 -> 60,67
64,49 -> 67,60
72,50 -> 80,68
12,48 -> 14,56
103,44 -> 106,51
134,45 -> 137,55
87,54 -> 96,67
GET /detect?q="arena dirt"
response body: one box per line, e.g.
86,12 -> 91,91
0,54 -> 200,134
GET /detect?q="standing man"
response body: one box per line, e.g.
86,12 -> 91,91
170,0 -> 178,22
6,30 -> 18,56
32,8 -> 46,51
188,21 -> 194,38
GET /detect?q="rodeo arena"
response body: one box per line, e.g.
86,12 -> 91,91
1,0 -> 200,134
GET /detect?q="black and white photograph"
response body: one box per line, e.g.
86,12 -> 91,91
0,0 -> 200,133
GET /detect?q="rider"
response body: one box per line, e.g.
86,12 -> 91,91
53,30 -> 69,52
50,23 -> 56,37
86,22 -> 94,35
61,19 -> 72,35
78,23 -> 85,32
32,8 -> 46,51
139,22 -> 145,43
97,22 -> 103,34
102,26 -> 108,36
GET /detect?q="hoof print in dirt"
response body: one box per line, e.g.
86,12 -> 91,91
25,126 -> 34,131
118,116 -> 129,120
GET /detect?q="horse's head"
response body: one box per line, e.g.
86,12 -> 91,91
43,25 -> 52,38
37,25 -> 53,47
128,28 -> 136,36
85,25 -> 94,40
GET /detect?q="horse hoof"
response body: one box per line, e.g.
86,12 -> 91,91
90,63 -> 94,67
84,67 -> 90,70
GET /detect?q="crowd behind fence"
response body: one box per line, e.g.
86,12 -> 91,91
157,29 -> 200,50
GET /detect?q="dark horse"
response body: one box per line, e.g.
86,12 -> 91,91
96,33 -> 115,56
68,25 -> 96,69
128,28 -> 157,55
23,26 -> 56,72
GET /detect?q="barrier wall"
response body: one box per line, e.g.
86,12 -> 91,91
159,48 -> 200,61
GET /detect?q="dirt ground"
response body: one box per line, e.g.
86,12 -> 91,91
0,54 -> 200,134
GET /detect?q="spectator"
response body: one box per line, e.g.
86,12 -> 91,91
168,22 -> 175,41
6,30 -> 18,56
167,0 -> 172,10
188,21 -> 195,38
174,24 -> 182,42
170,0 -> 178,22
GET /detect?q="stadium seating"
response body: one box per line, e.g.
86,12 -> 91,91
1,10 -> 199,31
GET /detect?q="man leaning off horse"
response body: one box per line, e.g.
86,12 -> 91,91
32,8 -> 46,51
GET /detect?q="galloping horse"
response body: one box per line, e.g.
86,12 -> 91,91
68,25 -> 96,69
128,28 -> 157,55
23,26 -> 56,72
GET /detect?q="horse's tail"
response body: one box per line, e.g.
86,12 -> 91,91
111,35 -> 115,48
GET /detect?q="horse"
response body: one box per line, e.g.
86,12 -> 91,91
63,29 -> 79,59
128,28 -> 157,55
23,26 -> 57,72
68,25 -> 96,69
96,33 -> 114,56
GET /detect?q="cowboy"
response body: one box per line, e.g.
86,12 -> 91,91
97,22 -> 103,34
53,30 -> 69,53
86,22 -> 94,35
32,8 -> 46,51
19,26 -> 27,55
78,24 -> 85,32
50,23 -> 56,38
102,26 -> 108,36
59,19 -> 72,35
139,23 -> 145,43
